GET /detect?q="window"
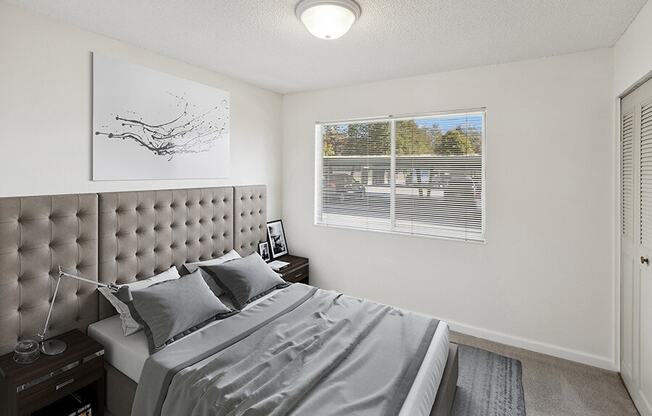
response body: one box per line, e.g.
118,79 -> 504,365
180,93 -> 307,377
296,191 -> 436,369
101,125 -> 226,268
315,110 -> 485,242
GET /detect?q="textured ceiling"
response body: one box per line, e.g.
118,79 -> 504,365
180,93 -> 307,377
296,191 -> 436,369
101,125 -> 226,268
5,0 -> 648,93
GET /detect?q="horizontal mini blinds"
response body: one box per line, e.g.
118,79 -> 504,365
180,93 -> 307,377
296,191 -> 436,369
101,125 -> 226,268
316,110 -> 485,241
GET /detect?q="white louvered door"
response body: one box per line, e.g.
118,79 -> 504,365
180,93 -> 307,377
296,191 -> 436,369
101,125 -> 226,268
621,109 -> 635,389
621,77 -> 652,416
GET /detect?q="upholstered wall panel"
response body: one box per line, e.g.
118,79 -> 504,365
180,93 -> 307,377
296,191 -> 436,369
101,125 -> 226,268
0,194 -> 98,354
98,187 -> 234,318
234,185 -> 267,256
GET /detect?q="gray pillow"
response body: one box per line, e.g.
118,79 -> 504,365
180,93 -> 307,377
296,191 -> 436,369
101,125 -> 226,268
181,250 -> 243,297
118,270 -> 236,353
202,253 -> 289,310
184,267 -> 225,297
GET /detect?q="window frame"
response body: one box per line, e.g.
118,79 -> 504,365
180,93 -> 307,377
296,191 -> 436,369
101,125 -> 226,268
313,108 -> 487,243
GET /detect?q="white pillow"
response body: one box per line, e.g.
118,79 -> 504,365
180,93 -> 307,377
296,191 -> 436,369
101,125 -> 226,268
183,249 -> 242,272
98,266 -> 180,336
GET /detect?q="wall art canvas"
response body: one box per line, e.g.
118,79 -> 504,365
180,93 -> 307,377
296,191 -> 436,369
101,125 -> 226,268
93,54 -> 230,180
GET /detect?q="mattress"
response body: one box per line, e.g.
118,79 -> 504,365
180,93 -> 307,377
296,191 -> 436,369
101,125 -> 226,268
88,290 -> 449,416
400,320 -> 450,416
88,288 -> 284,383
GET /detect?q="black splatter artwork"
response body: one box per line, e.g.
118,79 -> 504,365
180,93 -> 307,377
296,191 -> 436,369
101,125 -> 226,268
95,95 -> 228,161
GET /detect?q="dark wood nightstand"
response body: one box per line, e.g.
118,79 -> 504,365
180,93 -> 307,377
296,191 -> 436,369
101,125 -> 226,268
0,330 -> 105,416
275,255 -> 309,285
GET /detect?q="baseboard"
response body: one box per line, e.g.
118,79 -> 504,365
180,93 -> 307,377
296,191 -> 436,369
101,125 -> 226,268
443,318 -> 618,371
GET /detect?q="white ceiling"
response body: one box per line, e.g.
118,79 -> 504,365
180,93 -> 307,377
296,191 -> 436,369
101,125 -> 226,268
6,0 -> 648,93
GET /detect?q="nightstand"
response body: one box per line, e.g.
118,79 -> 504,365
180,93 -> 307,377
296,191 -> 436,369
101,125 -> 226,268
275,255 -> 309,285
0,330 -> 105,416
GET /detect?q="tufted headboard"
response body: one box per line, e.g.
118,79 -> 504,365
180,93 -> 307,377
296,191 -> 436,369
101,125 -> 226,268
0,186 -> 267,343
234,185 -> 267,257
0,194 -> 98,354
97,185 -> 266,319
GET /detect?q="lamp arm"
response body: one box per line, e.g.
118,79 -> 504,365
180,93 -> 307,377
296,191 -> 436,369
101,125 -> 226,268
37,274 -> 62,341
38,267 -> 120,341
58,266 -> 120,290
60,270 -> 106,286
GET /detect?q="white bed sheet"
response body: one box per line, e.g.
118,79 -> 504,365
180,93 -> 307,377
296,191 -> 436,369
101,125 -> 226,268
88,289 -> 281,383
88,314 -> 149,382
88,291 -> 449,416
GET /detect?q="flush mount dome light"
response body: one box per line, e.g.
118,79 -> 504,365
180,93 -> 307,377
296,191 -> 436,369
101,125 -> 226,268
296,0 -> 361,40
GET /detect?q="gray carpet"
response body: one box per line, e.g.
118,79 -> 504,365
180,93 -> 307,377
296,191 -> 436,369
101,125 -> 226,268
451,332 -> 639,416
452,345 -> 526,416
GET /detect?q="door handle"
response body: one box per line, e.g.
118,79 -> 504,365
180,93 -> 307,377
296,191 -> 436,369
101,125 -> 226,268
641,256 -> 650,266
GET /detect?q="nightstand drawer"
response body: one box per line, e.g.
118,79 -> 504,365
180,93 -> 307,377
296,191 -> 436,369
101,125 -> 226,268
273,255 -> 309,285
17,358 -> 103,413
282,265 -> 309,283
0,330 -> 105,416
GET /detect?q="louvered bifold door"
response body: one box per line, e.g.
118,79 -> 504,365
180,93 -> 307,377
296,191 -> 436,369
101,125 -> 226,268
641,102 -> 652,247
638,98 -> 652,416
621,109 -> 636,388
621,77 -> 652,416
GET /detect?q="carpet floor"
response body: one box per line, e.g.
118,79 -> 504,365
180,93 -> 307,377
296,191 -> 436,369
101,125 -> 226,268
450,332 -> 640,416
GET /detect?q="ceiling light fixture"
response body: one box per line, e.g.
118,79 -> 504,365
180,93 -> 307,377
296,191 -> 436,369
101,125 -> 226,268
296,0 -> 361,40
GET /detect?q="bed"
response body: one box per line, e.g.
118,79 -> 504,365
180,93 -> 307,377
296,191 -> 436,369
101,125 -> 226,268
0,186 -> 458,416
89,286 -> 452,416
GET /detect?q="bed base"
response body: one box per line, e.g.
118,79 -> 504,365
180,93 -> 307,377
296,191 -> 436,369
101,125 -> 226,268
104,343 -> 458,416
105,363 -> 137,416
430,343 -> 458,416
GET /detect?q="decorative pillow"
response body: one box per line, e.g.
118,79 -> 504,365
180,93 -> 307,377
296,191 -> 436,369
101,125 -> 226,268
202,253 -> 290,310
98,266 -> 180,336
118,270 -> 235,353
182,249 -> 242,297
182,249 -> 242,273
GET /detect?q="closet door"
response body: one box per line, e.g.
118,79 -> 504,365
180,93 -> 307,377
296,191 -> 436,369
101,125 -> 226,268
621,77 -> 652,416
621,105 -> 635,389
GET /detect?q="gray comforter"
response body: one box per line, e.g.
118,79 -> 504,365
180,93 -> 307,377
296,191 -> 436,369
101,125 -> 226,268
132,284 -> 439,416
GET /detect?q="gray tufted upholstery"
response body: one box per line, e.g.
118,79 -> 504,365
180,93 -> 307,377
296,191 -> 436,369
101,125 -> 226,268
97,187 -> 235,318
0,194 -> 98,354
234,185 -> 267,256
0,186 -> 268,343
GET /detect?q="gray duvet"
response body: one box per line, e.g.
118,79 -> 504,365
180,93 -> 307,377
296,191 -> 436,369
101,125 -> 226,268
132,284 -> 439,416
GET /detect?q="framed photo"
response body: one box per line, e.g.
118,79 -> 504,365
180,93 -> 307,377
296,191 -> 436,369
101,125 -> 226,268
266,220 -> 288,258
258,241 -> 271,262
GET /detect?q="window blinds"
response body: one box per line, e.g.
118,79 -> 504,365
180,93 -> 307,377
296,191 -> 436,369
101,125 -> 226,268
315,110 -> 485,242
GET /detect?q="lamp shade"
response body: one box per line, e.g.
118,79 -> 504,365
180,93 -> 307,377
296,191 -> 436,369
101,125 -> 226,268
296,0 -> 361,40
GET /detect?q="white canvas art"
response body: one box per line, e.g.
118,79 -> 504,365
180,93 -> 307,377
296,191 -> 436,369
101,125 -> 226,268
93,54 -> 230,180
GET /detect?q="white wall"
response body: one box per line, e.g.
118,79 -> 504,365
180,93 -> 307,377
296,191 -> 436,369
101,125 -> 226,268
0,3 -> 283,217
611,0 -> 652,375
283,49 -> 616,369
0,1 -> 625,370
614,0 -> 652,96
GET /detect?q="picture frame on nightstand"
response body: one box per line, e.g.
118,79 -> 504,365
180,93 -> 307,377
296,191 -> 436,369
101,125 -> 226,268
266,220 -> 288,258
259,241 -> 271,262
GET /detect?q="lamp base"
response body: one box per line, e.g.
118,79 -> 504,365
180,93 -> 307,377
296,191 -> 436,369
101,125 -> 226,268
41,339 -> 67,355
